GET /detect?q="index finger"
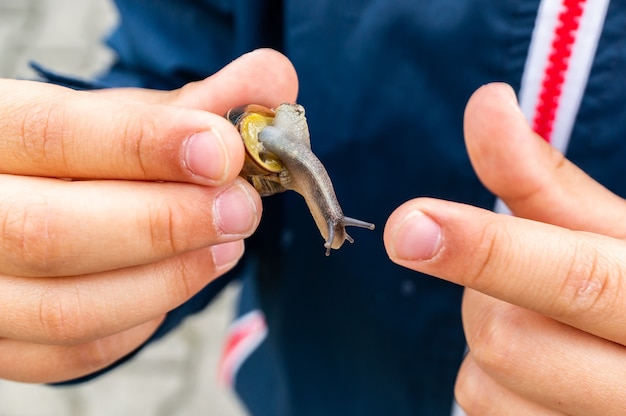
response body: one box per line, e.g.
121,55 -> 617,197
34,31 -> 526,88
384,197 -> 626,345
0,79 -> 243,185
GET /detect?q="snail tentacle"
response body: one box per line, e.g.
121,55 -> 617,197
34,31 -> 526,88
324,223 -> 336,256
342,216 -> 376,230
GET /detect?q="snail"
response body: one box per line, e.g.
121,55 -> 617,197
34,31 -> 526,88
226,103 -> 375,256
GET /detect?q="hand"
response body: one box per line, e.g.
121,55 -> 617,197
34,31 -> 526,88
384,83 -> 626,415
0,49 -> 297,383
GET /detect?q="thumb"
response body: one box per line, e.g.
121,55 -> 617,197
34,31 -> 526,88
464,82 -> 626,238
96,49 -> 299,112
173,48 -> 299,114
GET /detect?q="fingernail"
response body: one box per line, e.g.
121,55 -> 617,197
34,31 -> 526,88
185,129 -> 228,184
391,210 -> 442,261
211,241 -> 245,271
214,182 -> 258,236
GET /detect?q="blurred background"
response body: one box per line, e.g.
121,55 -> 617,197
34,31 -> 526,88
0,1 -> 246,415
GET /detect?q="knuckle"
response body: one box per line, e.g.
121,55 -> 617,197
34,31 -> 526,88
19,100 -> 68,168
38,285 -> 90,345
163,249 -> 216,301
120,111 -> 156,178
167,255 -> 197,300
0,196 -> 62,275
145,198 -> 183,255
556,238 -> 620,321
64,339 -> 122,376
140,188 -> 214,258
465,221 -> 511,290
454,365 -> 489,416
60,318 -> 163,377
467,305 -> 522,378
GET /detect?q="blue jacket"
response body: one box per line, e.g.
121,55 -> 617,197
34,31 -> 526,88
47,1 -> 626,415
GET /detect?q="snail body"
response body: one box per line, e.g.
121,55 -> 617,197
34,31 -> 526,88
227,103 -> 374,255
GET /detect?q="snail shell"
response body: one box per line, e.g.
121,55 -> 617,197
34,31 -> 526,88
227,103 -> 375,255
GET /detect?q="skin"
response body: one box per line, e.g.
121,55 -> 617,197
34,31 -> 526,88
0,49 -> 297,383
384,83 -> 626,415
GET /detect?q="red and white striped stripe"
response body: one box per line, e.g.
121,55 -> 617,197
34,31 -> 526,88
519,0 -> 609,150
217,309 -> 268,387
494,0 -> 608,215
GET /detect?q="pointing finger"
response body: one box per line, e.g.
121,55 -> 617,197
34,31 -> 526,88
384,197 -> 626,345
0,79 -> 243,185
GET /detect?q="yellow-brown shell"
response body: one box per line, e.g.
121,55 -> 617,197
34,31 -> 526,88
226,104 -> 286,196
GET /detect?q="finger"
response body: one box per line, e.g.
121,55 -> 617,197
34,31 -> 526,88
0,317 -> 163,383
455,354 -> 566,416
0,175 -> 259,277
0,241 -> 243,344
0,79 -> 243,185
96,49 -> 300,112
461,289 -> 626,416
384,197 -> 626,344
174,49 -> 299,112
464,83 -> 626,238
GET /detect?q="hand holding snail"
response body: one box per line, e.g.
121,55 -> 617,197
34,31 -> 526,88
0,49 -> 292,383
